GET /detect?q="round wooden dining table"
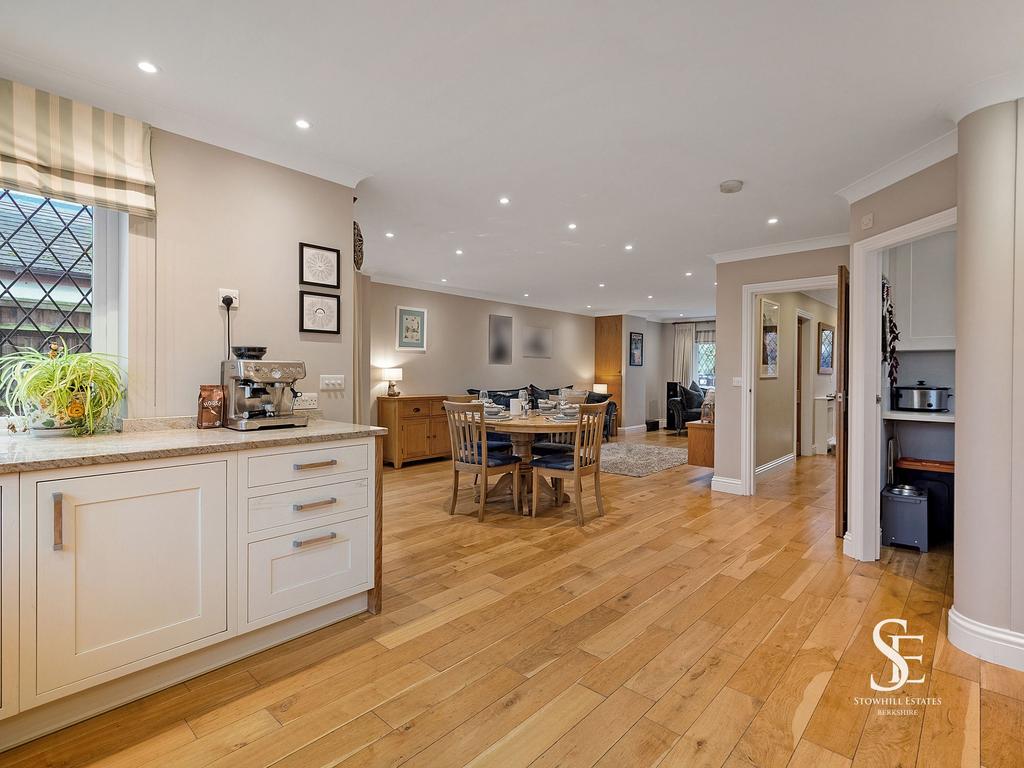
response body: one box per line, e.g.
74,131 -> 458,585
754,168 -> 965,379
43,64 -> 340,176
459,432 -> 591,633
484,412 -> 577,514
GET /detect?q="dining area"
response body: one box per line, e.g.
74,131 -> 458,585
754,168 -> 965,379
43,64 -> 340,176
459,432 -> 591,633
443,390 -> 608,526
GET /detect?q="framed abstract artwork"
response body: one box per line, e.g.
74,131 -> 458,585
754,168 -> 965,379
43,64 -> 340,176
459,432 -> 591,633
299,290 -> 340,334
522,326 -> 553,358
629,332 -> 644,366
299,242 -> 341,288
488,314 -> 513,365
395,306 -> 428,352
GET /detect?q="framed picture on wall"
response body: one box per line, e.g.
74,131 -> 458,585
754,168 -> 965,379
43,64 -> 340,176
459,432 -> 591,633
488,314 -> 513,365
629,332 -> 644,366
760,298 -> 780,379
299,242 -> 341,288
818,322 -> 835,375
299,290 -> 341,334
395,306 -> 428,352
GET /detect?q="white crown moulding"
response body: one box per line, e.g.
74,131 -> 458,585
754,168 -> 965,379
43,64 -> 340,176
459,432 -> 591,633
835,129 -> 958,205
708,233 -> 850,265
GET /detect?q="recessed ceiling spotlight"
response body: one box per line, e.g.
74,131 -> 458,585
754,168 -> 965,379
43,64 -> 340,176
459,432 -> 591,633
586,305 -> 592,309
137,61 -> 158,74
647,295 -> 653,300
624,244 -> 634,251
685,272 -> 693,277
455,249 -> 463,255
714,281 -> 718,286
679,313 -> 685,317
384,232 -> 395,238
767,217 -> 779,225
598,283 -> 605,288
719,179 -> 744,194
295,118 -> 311,130
441,278 -> 448,282
523,293 -> 529,297
498,196 -> 511,205
568,223 -> 577,230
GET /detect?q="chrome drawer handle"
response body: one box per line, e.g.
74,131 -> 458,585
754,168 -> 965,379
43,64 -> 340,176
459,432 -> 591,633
292,497 -> 337,512
293,459 -> 338,471
53,492 -> 63,551
292,531 -> 337,548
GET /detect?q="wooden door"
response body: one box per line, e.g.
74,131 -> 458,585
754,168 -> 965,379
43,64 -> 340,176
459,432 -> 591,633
835,265 -> 850,537
401,419 -> 430,460
31,462 -> 228,700
428,416 -> 451,456
796,319 -> 804,454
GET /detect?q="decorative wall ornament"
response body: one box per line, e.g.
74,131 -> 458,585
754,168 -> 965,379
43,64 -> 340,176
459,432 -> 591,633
395,306 -> 427,352
488,314 -> 513,365
522,326 -> 553,358
353,221 -> 364,271
881,277 -> 900,389
299,290 -> 341,334
299,242 -> 341,288
759,298 -> 780,379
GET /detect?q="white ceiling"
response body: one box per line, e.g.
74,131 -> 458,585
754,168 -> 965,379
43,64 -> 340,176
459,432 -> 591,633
3,2 -> 1023,320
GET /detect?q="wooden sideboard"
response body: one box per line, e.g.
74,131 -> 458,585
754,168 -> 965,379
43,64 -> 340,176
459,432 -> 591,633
686,420 -> 715,467
378,395 -> 466,468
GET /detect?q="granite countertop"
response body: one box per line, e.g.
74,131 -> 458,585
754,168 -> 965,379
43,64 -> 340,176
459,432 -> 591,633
0,420 -> 387,473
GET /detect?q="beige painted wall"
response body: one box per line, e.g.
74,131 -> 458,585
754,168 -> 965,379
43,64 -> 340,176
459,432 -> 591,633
367,283 -> 594,422
645,321 -> 676,423
850,155 -> 957,244
953,100 -> 1020,639
620,315 -> 648,428
714,245 -> 849,481
755,292 -> 837,467
146,129 -> 355,420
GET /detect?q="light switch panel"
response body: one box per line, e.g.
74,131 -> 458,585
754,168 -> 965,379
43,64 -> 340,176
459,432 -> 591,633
732,377 -> 743,387
320,374 -> 345,390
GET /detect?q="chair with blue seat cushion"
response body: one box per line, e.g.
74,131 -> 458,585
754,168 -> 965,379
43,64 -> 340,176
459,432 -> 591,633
530,402 -> 608,526
444,401 -> 521,521
531,431 -> 574,456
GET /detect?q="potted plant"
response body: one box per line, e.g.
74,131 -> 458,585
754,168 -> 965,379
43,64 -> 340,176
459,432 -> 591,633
0,341 -> 124,436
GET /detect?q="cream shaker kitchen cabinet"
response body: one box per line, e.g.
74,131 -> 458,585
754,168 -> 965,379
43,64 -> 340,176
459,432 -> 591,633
21,458 -> 231,708
0,477 -> 17,721
885,230 -> 956,351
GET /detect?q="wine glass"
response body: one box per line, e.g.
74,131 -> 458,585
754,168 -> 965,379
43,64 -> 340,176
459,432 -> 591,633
518,389 -> 530,418
479,389 -> 489,404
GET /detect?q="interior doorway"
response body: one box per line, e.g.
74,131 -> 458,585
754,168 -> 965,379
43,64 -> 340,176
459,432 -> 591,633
740,275 -> 839,496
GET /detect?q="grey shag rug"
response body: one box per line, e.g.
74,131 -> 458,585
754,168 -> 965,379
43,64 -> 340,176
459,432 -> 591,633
599,442 -> 689,477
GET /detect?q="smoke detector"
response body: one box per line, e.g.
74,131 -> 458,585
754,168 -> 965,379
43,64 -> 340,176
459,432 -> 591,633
719,179 -> 744,194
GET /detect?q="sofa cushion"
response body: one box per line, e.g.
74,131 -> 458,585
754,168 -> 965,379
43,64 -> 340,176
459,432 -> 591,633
682,384 -> 705,410
585,391 -> 612,404
466,387 -> 526,408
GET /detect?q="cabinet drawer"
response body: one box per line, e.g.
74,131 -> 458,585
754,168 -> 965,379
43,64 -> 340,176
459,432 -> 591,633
247,443 -> 368,488
429,399 -> 448,416
247,517 -> 370,622
399,400 -> 430,419
247,478 -> 369,533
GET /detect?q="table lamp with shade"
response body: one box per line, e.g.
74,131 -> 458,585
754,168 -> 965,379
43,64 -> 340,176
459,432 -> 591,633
382,368 -> 403,397
592,383 -> 608,394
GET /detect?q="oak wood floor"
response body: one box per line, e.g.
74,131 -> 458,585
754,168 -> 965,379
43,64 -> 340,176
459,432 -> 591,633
4,431 -> 1023,767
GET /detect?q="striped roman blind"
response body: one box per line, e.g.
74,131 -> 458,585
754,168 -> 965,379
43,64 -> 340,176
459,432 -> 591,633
0,79 -> 155,217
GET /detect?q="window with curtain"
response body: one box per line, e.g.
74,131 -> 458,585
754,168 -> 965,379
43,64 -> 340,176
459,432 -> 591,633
694,326 -> 716,388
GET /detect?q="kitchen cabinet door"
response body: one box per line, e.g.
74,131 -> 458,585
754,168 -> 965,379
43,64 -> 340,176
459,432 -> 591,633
888,232 -> 956,351
428,416 -> 451,456
0,477 -> 17,721
29,461 -> 228,701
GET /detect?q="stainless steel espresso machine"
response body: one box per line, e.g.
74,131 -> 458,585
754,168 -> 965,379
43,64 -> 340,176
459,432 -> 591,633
221,346 -> 309,430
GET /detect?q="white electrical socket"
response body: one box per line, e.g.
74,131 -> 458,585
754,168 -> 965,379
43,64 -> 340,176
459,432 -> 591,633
294,392 -> 318,409
218,288 -> 240,307
320,374 -> 345,390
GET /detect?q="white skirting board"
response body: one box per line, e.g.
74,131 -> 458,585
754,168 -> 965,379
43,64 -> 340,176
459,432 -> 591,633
0,593 -> 368,751
711,476 -> 744,495
755,453 -> 796,475
619,424 -> 648,435
948,607 -> 1024,671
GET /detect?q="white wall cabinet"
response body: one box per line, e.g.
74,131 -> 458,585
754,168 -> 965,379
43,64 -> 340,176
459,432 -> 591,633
23,459 -> 231,706
885,230 -> 956,351
0,477 -> 18,721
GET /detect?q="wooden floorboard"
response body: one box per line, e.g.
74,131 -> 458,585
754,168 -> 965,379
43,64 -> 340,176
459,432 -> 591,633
1,431 -> 1017,768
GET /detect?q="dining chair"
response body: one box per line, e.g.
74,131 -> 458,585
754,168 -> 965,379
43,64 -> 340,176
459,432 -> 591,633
530,402 -> 607,525
444,401 -> 521,521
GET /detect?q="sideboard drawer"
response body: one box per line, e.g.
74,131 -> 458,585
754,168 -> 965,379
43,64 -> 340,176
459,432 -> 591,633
247,517 -> 370,623
398,400 -> 430,419
429,399 -> 449,416
247,478 -> 369,533
247,443 -> 368,488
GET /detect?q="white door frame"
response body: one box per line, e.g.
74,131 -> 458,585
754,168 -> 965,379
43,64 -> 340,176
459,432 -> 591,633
795,309 -> 815,457
740,275 -> 838,495
843,207 -> 957,561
